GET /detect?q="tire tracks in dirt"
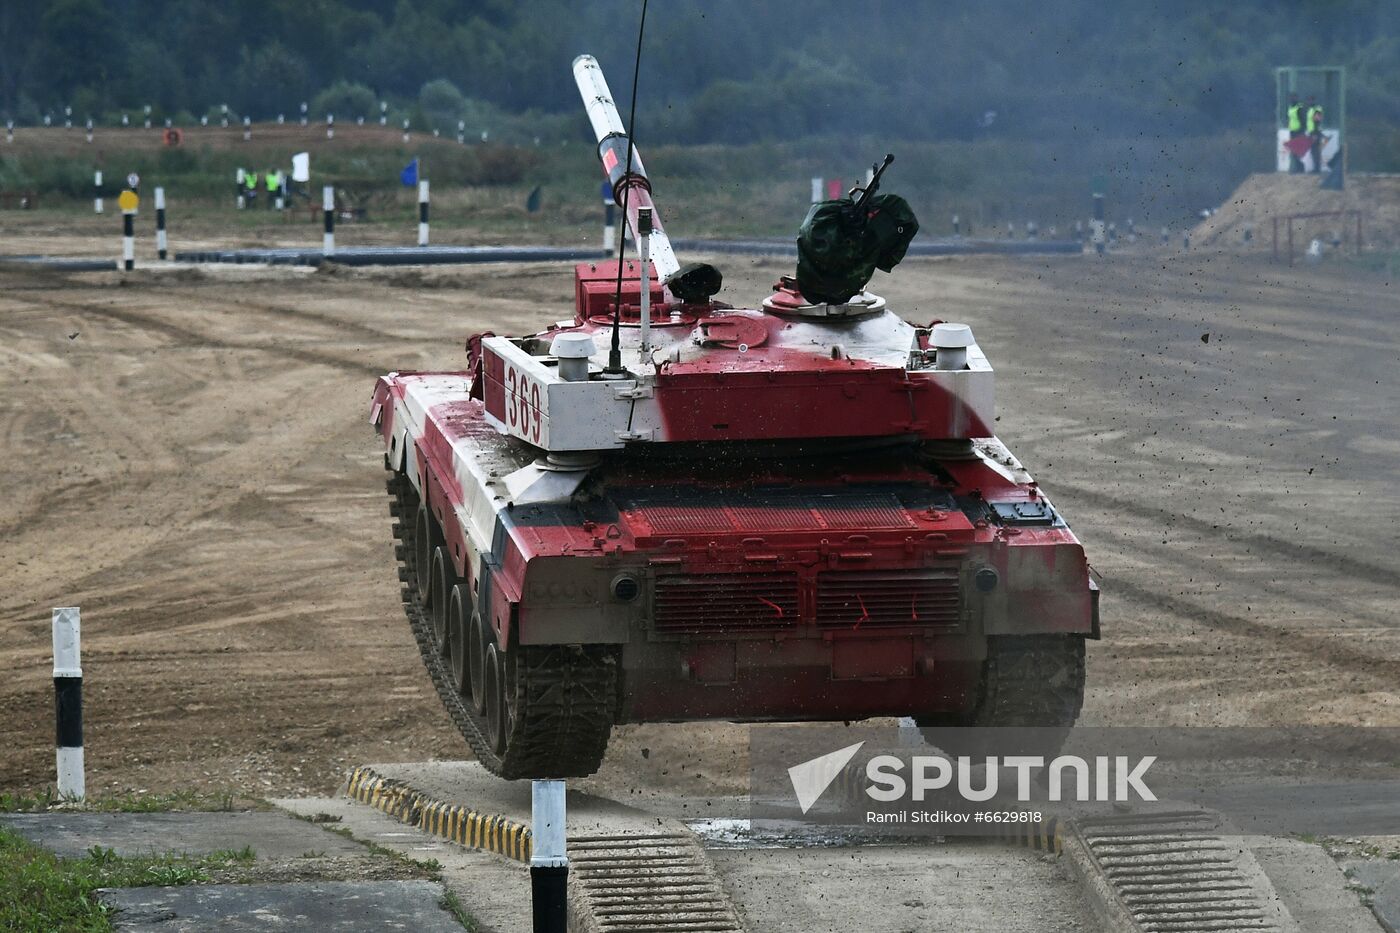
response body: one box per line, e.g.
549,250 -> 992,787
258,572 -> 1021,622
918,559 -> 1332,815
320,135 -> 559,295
1106,576 -> 1400,685
1051,480 -> 1398,590
58,299 -> 388,378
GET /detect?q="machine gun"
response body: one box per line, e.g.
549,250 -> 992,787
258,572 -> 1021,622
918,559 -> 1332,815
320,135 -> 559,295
848,153 -> 895,215
797,153 -> 919,306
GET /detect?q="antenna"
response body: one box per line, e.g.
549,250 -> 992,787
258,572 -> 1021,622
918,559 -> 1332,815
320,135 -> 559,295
603,0 -> 650,377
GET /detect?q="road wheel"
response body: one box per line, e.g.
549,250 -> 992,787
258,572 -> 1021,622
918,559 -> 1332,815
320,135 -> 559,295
468,610 -> 488,713
413,503 -> 436,604
448,585 -> 470,696
483,642 -> 507,755
429,547 -> 455,656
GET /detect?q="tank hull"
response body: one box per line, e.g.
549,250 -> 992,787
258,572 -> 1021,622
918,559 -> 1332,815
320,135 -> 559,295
373,371 -> 1095,765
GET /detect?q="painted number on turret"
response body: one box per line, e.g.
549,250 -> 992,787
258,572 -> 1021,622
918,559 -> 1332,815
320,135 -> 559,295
505,363 -> 543,443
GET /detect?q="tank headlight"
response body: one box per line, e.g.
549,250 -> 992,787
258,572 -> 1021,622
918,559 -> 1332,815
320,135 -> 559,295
974,567 -> 999,593
611,574 -> 641,602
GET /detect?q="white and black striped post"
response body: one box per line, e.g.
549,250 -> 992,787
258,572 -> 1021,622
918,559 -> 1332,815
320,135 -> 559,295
402,118 -> 410,144
64,105 -> 72,129
952,213 -> 961,237
5,120 -> 12,144
144,104 -> 152,130
243,115 -> 251,141
1161,226 -> 1169,246
602,184 -> 616,253
220,103 -> 228,128
235,168 -> 245,210
457,120 -> 465,145
638,207 -> 652,353
326,113 -> 334,140
531,780 -> 567,933
52,607 -> 84,801
322,185 -> 335,255
155,187 -> 168,260
1091,193 -> 1106,255
300,102 -> 308,126
277,113 -> 285,125
417,180 -> 430,246
380,101 -> 388,126
122,204 -> 136,270
85,117 -> 93,143
94,171 -> 103,214
810,177 -> 822,203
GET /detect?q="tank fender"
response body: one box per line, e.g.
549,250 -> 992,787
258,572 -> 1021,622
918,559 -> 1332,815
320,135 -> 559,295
478,560 -> 518,651
371,377 -> 411,474
981,541 -> 1094,636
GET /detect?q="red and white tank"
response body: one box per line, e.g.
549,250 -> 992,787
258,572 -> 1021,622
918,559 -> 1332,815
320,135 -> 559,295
370,55 -> 1097,779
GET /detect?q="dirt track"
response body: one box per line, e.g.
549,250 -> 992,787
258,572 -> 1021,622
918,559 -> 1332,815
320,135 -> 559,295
1,249 -> 1397,799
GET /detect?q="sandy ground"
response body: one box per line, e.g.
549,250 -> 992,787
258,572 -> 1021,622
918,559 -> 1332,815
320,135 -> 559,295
1,246 -> 1397,801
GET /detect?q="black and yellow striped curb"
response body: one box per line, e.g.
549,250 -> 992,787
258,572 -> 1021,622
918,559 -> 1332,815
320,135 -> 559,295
833,766 -> 1064,854
345,766 -> 532,862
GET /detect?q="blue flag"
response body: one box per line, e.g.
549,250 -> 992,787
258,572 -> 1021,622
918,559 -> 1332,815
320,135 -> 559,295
400,158 -> 418,187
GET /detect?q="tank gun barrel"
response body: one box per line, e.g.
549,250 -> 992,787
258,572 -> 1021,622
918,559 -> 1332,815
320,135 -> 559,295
573,54 -> 680,282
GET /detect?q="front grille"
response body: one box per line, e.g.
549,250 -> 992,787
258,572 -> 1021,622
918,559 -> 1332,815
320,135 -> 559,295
816,569 -> 962,630
653,573 -> 799,634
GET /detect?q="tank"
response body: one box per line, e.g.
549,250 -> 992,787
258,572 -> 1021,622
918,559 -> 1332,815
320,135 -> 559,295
369,55 -> 1098,779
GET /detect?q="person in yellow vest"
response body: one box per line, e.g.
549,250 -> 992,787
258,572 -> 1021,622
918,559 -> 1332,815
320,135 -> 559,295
1306,99 -> 1325,174
244,170 -> 259,207
265,168 -> 280,208
1286,95 -> 1305,173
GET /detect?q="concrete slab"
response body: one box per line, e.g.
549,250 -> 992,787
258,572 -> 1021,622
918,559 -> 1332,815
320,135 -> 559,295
0,811 -> 365,860
273,796 -> 530,933
98,879 -> 461,931
1249,837 -> 1382,933
709,844 -> 1094,933
1342,861 -> 1400,933
352,763 -> 1094,933
1371,870 -> 1400,933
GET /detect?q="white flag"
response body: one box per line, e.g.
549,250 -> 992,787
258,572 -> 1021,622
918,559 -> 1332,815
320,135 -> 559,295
291,152 -> 310,182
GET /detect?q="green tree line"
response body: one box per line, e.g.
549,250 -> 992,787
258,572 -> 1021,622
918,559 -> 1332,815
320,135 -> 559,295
1,0 -> 1398,146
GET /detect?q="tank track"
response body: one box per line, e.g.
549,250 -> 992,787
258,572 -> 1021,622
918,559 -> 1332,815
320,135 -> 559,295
971,634 -> 1086,728
386,471 -> 617,779
917,635 -> 1085,758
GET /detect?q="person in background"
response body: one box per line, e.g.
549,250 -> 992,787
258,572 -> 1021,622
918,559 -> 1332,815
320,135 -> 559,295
265,168 -> 280,208
244,170 -> 259,207
1286,94 -> 1305,173
1307,99 -> 1326,174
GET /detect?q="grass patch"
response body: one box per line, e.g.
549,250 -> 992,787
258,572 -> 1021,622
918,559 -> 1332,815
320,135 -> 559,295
0,789 -> 246,814
0,827 -> 252,932
440,888 -> 481,932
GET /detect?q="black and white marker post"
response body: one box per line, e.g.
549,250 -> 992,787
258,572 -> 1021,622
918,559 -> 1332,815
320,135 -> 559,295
52,607 -> 84,800
417,180 -> 430,246
602,184 -> 616,253
530,780 -> 567,933
155,187 -> 168,260
1091,192 -> 1106,256
122,203 -> 136,270
94,170 -> 103,214
322,185 -> 335,256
